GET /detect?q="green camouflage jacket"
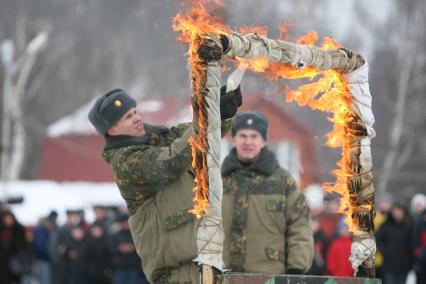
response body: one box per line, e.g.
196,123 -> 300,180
102,120 -> 232,283
222,147 -> 314,274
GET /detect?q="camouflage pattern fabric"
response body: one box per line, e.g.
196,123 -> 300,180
222,147 -> 314,274
163,209 -> 196,231
101,119 -> 233,283
102,123 -> 193,215
229,178 -> 249,272
293,194 -> 310,221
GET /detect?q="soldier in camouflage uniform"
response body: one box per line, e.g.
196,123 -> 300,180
88,86 -> 241,283
222,111 -> 314,274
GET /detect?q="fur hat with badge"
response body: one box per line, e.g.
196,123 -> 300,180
88,88 -> 136,135
231,111 -> 269,140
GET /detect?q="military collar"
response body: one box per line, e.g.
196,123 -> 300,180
103,123 -> 169,150
221,147 -> 280,176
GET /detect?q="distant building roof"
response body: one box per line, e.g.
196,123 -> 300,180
47,96 -> 192,137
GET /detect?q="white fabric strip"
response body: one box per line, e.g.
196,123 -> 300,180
343,62 -> 376,274
224,32 -> 361,73
193,59 -> 224,270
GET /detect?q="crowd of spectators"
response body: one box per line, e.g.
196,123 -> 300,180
306,192 -> 426,284
0,203 -> 149,284
1,192 -> 425,284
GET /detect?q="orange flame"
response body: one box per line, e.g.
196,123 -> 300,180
172,1 -> 229,47
173,1 -> 230,218
295,31 -> 318,45
174,3 -> 360,229
322,36 -> 342,50
243,33 -> 357,229
279,22 -> 292,40
239,25 -> 268,36
284,69 -> 356,228
186,39 -> 211,219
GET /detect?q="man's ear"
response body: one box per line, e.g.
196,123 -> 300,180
107,126 -> 119,136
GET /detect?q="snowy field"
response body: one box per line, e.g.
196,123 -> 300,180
0,180 -> 125,226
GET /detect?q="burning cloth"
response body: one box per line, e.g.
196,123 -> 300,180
191,32 -> 376,276
221,32 -> 377,276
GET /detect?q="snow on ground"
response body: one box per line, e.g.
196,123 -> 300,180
0,180 -> 125,226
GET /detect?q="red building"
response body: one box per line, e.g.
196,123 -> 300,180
38,94 -> 320,189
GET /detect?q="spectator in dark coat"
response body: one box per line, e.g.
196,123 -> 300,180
376,203 -> 413,284
92,206 -> 108,228
62,225 -> 88,284
0,210 -> 30,284
54,209 -> 81,283
307,216 -> 326,275
85,224 -> 113,284
32,217 -> 53,284
374,193 -> 393,279
110,213 -> 148,284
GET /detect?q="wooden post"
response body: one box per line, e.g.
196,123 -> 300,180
202,264 -> 215,284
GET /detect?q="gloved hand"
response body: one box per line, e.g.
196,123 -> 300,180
220,85 -> 242,120
197,37 -> 223,63
220,34 -> 230,54
197,34 -> 231,63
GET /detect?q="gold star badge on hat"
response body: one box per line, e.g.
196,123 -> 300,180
114,99 -> 122,107
247,118 -> 253,125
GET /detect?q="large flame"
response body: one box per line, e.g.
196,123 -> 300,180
173,1 -> 230,218
173,2 -> 359,229
284,67 -> 356,228
242,36 -> 359,229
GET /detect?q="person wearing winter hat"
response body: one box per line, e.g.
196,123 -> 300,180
376,203 -> 414,284
221,111 -> 314,274
87,85 -> 242,283
88,88 -> 139,136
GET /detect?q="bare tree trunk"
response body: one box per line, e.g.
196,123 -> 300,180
9,44 -> 42,179
376,9 -> 422,198
376,57 -> 412,197
0,33 -> 47,181
1,67 -> 13,180
9,101 -> 26,180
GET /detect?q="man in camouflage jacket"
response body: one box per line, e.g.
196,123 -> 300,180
222,111 -> 314,274
88,87 -> 241,283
